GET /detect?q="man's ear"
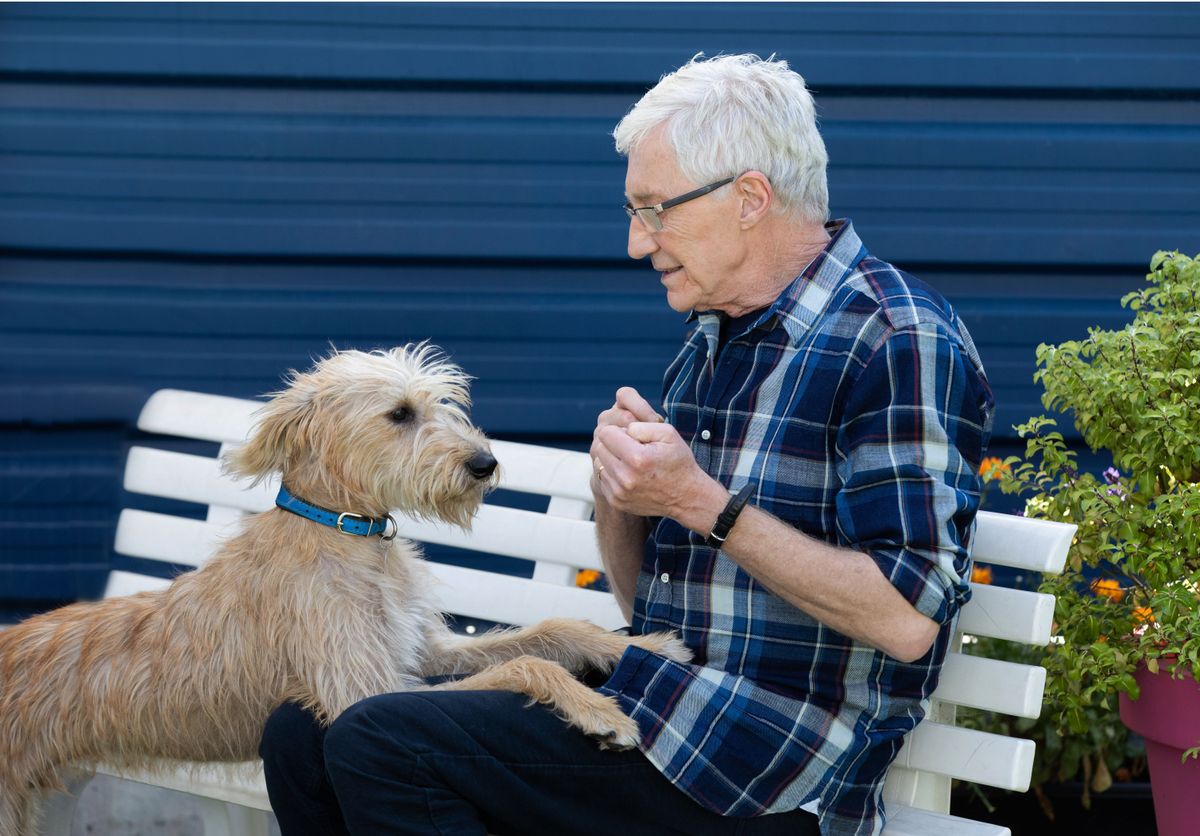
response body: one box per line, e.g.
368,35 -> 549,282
736,171 -> 774,229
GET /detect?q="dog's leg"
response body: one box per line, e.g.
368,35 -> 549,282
420,618 -> 691,679
426,655 -> 641,750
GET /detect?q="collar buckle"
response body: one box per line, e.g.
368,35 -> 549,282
336,511 -> 370,534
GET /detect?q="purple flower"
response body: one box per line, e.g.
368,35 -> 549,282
1103,467 -> 1121,485
1107,486 -> 1126,498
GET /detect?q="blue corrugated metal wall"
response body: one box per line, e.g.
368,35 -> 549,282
2,2 -> 1199,605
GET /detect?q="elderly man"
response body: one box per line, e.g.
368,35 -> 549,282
259,54 -> 991,836
587,53 -> 993,836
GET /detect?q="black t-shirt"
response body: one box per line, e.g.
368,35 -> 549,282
717,307 -> 769,357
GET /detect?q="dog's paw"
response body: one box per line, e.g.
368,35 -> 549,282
630,631 -> 693,664
596,724 -> 641,751
589,710 -> 642,752
564,696 -> 642,751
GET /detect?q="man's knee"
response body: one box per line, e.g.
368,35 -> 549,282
323,693 -> 420,773
259,701 -> 325,764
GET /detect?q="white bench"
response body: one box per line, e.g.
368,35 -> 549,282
45,389 -> 1073,836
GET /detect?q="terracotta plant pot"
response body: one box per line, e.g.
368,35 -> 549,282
1118,662 -> 1200,836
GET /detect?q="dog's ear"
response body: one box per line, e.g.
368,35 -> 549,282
222,379 -> 318,483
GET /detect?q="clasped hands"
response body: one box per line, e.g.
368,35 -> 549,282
590,387 -> 727,533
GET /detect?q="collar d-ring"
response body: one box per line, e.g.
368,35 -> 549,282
380,514 -> 399,542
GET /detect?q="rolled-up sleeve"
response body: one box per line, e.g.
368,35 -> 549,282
834,322 -> 994,625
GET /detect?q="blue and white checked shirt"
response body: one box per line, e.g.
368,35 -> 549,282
597,220 -> 994,836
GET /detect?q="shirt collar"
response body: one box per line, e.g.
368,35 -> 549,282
688,218 -> 867,349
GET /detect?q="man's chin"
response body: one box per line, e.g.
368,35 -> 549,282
663,287 -> 697,314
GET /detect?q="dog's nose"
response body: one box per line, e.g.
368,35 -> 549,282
466,452 -> 498,480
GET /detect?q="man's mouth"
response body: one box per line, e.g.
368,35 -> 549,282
659,266 -> 683,280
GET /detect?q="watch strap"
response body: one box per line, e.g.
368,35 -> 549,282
705,482 -> 755,549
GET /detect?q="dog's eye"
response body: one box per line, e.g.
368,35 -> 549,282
389,406 -> 414,424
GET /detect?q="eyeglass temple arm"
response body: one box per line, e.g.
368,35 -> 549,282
656,175 -> 738,211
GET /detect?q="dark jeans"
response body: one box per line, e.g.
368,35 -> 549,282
259,691 -> 821,836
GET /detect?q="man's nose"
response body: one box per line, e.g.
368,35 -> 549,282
627,215 -> 659,260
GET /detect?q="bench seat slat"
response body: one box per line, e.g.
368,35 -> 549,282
94,756 -> 1012,835
95,763 -> 272,812
894,721 -> 1034,791
881,804 -> 1011,836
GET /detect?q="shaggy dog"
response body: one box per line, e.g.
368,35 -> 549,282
0,345 -> 689,835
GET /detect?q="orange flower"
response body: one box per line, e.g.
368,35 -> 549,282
1134,607 -> 1154,624
1091,578 -> 1125,602
979,456 -> 1010,482
971,564 -> 993,585
575,569 -> 601,588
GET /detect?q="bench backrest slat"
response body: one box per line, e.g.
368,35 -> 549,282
970,510 -> 1072,574
895,721 -> 1035,792
957,583 -> 1055,646
115,509 -> 241,567
137,389 -> 262,443
121,460 -> 605,573
429,563 -> 625,630
933,651 -> 1045,719
124,447 -> 274,511
135,390 -> 595,502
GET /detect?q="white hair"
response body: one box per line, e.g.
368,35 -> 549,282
614,53 -> 829,224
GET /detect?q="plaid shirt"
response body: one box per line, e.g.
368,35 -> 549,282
598,220 -> 993,836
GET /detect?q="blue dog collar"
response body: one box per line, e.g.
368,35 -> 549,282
275,486 -> 397,540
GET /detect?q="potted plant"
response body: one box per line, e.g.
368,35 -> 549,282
989,250 -> 1200,836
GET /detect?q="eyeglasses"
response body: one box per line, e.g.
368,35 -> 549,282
623,175 -> 738,232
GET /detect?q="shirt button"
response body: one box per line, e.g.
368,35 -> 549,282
660,572 -> 670,584
700,429 -> 712,441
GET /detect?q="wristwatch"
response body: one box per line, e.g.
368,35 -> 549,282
705,483 -> 756,549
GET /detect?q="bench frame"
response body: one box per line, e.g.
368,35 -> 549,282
44,389 -> 1074,836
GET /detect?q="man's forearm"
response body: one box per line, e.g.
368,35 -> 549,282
722,507 -> 939,662
654,474 -> 935,661
592,484 -> 649,624
674,481 -> 939,662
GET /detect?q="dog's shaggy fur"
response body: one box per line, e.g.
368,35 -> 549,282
0,345 -> 689,835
